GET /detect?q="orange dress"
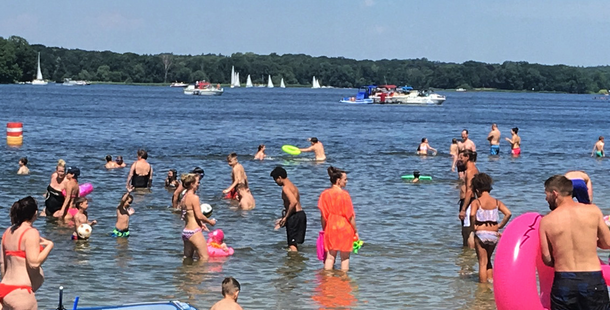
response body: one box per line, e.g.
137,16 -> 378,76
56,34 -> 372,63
318,187 -> 356,252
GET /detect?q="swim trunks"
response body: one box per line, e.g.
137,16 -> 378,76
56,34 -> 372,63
490,145 -> 500,156
511,148 -> 521,155
286,210 -> 307,246
571,179 -> 591,204
596,151 -> 604,157
225,188 -> 238,200
551,271 -> 609,310
112,227 -> 130,238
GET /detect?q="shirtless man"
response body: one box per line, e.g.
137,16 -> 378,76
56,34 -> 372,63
487,124 -> 501,155
592,136 -> 605,157
564,170 -> 593,204
540,175 -> 610,310
299,137 -> 326,161
456,130 -> 477,176
270,167 -> 306,251
458,150 -> 478,249
223,153 -> 248,200
235,183 -> 255,210
210,277 -> 243,310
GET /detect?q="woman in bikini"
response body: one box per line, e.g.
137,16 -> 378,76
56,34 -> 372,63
181,173 -> 216,261
126,149 -> 153,191
505,127 -> 521,156
417,138 -> 437,156
0,196 -> 53,309
54,167 -> 80,219
469,173 -> 512,283
44,159 -> 67,217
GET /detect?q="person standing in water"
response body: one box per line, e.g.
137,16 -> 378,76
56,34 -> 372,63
17,157 -> 29,175
54,167 -> 80,219
126,149 -> 153,190
592,136 -> 605,157
270,167 -> 306,252
210,277 -> 243,310
223,153 -> 248,200
113,192 -> 134,238
458,150 -> 478,249
539,175 -> 610,310
565,170 -> 593,204
505,127 -> 521,156
235,183 -> 255,210
417,138 -> 437,155
469,173 -> 511,283
0,196 -> 53,309
172,167 -> 204,210
254,144 -> 266,160
299,137 -> 326,161
457,130 -> 476,175
487,124 -> 501,155
44,159 -> 67,216
318,166 -> 359,271
450,139 -> 459,172
181,173 -> 216,261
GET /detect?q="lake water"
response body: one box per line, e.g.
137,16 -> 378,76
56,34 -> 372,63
0,85 -> 608,309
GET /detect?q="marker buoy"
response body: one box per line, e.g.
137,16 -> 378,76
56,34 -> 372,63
7,122 -> 23,146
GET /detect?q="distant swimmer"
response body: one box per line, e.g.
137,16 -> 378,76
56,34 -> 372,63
115,156 -> 126,168
236,183 -> 255,210
505,127 -> 521,156
458,150 -> 478,249
271,166 -> 306,252
223,153 -> 248,200
565,170 -> 593,204
299,137 -> 326,161
412,171 -> 421,183
417,138 -> 437,155
126,149 -> 153,191
487,124 -> 501,155
450,139 -> 459,172
254,144 -> 266,160
165,169 -> 179,187
105,155 -> 118,169
17,157 -> 29,175
592,136 -> 605,157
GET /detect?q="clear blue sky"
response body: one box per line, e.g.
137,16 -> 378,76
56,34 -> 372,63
2,0 -> 607,66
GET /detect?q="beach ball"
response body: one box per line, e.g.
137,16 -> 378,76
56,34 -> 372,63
77,224 -> 92,239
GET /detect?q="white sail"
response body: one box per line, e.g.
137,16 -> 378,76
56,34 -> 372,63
235,72 -> 240,87
267,75 -> 274,88
246,75 -> 253,88
280,78 -> 286,88
230,66 -> 235,88
312,76 -> 320,89
36,53 -> 43,80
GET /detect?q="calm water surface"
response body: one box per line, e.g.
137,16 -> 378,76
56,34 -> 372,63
0,85 -> 609,309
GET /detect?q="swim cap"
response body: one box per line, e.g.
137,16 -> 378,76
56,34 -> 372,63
67,167 -> 81,178
208,229 -> 224,243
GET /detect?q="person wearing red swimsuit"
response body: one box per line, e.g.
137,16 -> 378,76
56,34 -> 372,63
0,196 -> 54,309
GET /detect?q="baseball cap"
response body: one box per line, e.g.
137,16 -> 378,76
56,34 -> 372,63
67,167 -> 80,178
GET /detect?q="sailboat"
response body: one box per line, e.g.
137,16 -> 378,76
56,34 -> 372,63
311,76 -> 320,89
235,72 -> 240,87
32,52 -> 47,85
267,75 -> 274,88
280,78 -> 286,88
246,75 -> 253,88
230,66 -> 235,88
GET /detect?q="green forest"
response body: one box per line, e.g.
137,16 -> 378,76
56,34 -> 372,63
1,35 -> 609,93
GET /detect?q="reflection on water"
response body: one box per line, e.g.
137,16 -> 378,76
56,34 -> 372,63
312,271 -> 358,309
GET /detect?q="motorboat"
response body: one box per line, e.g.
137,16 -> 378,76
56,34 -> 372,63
369,85 -> 446,105
184,81 -> 223,96
32,52 -> 47,85
456,88 -> 466,92
63,79 -> 88,86
340,86 -> 374,104
170,82 -> 188,87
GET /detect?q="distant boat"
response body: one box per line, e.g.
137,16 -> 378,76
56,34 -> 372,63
63,78 -> 88,86
32,52 -> 47,85
170,81 -> 188,87
235,72 -> 240,87
311,76 -> 320,89
267,75 -> 274,88
246,75 -> 253,88
184,81 -> 224,96
456,88 -> 466,92
280,78 -> 286,88
230,66 -> 237,88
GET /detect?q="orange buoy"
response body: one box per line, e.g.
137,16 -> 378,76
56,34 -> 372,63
7,122 -> 23,146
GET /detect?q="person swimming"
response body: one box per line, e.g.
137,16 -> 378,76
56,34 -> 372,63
17,157 -> 29,175
412,171 -> 420,183
254,144 -> 266,160
115,156 -> 126,168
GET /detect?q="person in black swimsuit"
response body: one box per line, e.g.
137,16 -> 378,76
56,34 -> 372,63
126,149 -> 153,190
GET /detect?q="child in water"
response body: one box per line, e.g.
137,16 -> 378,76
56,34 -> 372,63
72,197 -> 97,240
236,183 -> 255,210
17,157 -> 29,175
208,229 -> 230,252
113,192 -> 134,237
254,144 -> 266,160
210,277 -> 243,310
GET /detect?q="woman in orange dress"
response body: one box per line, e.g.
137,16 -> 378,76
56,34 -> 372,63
318,166 -> 359,272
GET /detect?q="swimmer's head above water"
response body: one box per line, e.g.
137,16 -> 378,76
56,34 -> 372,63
115,156 -> 124,166
67,167 -> 80,179
19,157 -> 27,167
105,155 -> 112,163
191,167 -> 205,179
413,171 -> 420,178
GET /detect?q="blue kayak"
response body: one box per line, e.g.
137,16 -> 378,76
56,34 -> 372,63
53,301 -> 198,310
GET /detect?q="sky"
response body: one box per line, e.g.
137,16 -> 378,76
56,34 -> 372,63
1,0 -> 609,66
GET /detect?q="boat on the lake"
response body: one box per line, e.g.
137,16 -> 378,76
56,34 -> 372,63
246,75 -> 253,88
32,52 -> 47,85
340,86 -> 374,104
456,88 -> 466,92
280,78 -> 286,88
312,76 -> 320,89
170,81 -> 188,87
369,85 -> 446,105
184,81 -> 223,96
267,75 -> 274,88
63,78 -> 88,86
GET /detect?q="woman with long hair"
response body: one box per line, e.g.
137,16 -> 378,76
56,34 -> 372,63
181,173 -> 216,260
318,166 -> 359,272
0,196 -> 53,309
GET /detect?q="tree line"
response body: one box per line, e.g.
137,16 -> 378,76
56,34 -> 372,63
1,35 -> 609,93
